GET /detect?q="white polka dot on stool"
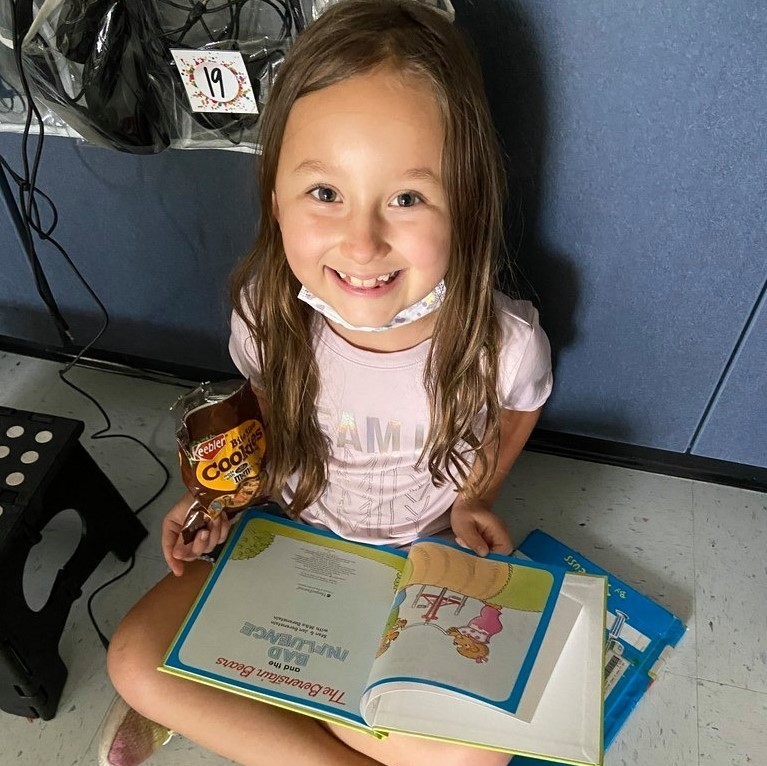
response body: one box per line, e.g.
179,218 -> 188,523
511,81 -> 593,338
21,451 -> 39,464
5,472 -> 24,486
0,446 -> 9,459
6,426 -> 24,438
35,430 -> 53,444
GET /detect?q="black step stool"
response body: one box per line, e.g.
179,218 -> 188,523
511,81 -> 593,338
0,407 -> 148,720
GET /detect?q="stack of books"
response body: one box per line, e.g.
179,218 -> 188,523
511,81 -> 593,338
512,529 -> 686,765
159,508 -> 685,766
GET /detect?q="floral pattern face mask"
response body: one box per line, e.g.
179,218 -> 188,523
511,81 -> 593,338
297,280 -> 446,333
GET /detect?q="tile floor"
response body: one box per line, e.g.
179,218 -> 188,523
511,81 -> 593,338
0,350 -> 765,766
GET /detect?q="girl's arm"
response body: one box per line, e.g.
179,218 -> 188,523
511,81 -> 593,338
450,407 -> 542,556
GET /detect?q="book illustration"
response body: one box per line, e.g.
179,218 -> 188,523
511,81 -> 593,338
375,542 -> 553,666
446,602 -> 503,663
368,542 -> 560,702
401,542 -> 554,611
230,521 -> 275,560
376,588 -> 408,657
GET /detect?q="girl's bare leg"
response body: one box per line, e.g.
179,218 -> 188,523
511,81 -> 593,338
106,560 -> 380,766
322,722 -> 513,766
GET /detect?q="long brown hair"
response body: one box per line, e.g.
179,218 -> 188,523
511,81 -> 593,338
230,0 -> 506,515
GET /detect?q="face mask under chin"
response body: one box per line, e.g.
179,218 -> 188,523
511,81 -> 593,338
297,280 -> 446,333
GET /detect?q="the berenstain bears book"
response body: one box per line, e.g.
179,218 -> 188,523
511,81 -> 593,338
160,508 -> 608,765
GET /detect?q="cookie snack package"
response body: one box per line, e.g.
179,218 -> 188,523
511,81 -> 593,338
172,380 -> 268,544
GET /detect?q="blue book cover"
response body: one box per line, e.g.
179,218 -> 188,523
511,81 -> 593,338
510,530 -> 686,765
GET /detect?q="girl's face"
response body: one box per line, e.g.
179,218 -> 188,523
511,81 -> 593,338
273,67 -> 450,349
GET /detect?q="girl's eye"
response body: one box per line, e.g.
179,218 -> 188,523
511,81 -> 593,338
391,192 -> 423,208
309,186 -> 338,203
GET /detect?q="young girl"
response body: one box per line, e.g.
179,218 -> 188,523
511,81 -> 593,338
106,1 -> 552,764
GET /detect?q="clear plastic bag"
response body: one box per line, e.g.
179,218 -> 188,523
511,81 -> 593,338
0,2 -> 83,137
12,0 -> 176,153
150,0 -> 301,152
2,0 -> 453,154
311,0 -> 453,22
7,0 -> 305,153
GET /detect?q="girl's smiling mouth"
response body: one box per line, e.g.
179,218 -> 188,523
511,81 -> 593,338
328,267 -> 403,294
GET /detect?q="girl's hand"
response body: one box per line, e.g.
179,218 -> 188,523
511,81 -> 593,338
450,498 -> 513,557
161,492 -> 233,577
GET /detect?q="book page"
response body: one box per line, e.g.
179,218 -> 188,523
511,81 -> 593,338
366,574 -> 607,765
163,513 -> 406,728
364,540 -> 564,714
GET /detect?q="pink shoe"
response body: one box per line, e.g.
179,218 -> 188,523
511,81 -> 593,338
98,695 -> 174,766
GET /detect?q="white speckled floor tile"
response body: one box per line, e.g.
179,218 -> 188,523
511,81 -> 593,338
498,451 -> 697,678
0,352 -> 58,409
19,358 -> 190,507
3,351 -> 767,766
693,483 -> 767,693
697,680 -> 767,765
605,671 -> 698,766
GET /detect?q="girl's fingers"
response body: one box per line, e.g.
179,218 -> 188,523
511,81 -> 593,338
216,517 -> 231,545
193,530 -> 211,556
161,519 -> 181,567
170,514 -> 234,562
172,532 -> 204,562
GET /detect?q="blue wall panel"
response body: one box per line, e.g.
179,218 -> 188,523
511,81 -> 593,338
0,133 -> 254,373
458,0 -> 767,452
1,1 -> 766,464
691,294 -> 767,468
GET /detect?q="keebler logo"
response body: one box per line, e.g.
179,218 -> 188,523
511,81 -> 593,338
191,434 -> 227,461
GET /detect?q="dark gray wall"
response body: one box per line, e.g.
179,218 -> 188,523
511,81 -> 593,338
1,0 -> 765,467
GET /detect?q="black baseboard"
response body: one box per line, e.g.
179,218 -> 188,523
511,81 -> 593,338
0,334 -> 231,387
526,430 -> 767,493
3,335 -> 766,493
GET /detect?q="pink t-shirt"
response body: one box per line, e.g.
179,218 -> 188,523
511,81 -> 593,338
229,290 -> 552,546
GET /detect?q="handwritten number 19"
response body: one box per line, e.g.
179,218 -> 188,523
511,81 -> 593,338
202,66 -> 225,99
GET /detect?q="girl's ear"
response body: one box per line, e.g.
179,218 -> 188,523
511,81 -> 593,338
272,191 -> 280,224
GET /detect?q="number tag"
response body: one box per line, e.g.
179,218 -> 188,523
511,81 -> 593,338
171,49 -> 258,114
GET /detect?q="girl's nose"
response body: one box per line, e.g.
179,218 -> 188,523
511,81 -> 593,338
341,208 -> 389,264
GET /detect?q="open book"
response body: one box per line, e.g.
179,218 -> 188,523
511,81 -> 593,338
160,509 -> 607,765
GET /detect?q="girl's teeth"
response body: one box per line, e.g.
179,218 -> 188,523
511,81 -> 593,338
350,276 -> 379,287
335,270 -> 397,287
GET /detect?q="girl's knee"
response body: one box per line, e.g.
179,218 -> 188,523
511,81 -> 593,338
106,612 -> 163,708
106,565 -> 208,711
440,744 -> 512,766
439,751 -> 510,766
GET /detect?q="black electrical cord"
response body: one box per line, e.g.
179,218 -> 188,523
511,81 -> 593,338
156,0 -> 294,46
5,0 -> 172,651
86,556 -> 136,650
17,0 -> 299,150
8,0 -> 73,345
